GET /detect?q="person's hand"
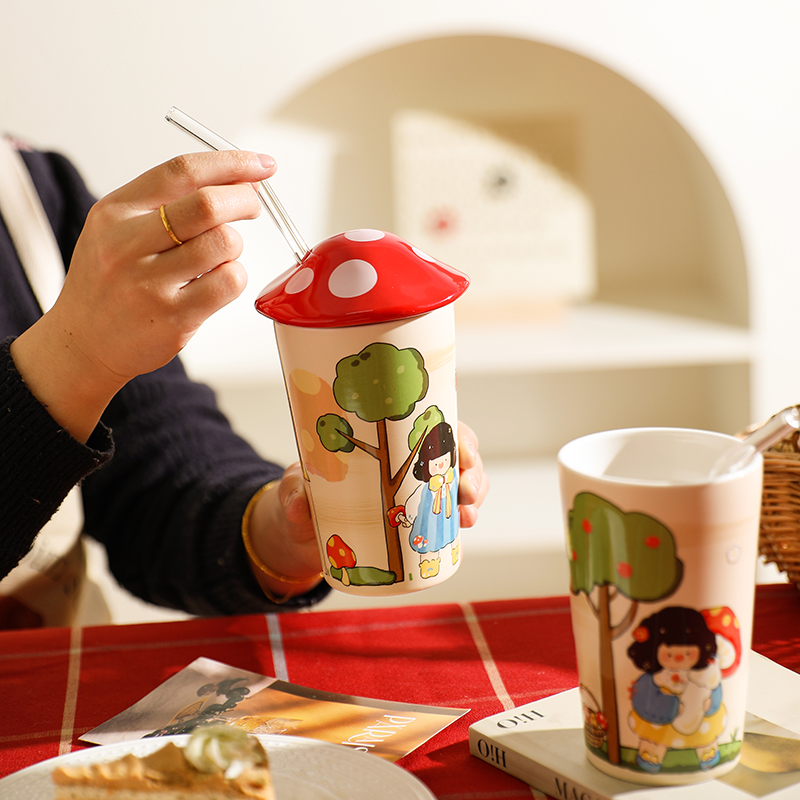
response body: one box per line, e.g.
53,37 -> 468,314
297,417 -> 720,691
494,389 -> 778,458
244,463 -> 324,600
455,421 -> 489,527
11,150 -> 275,442
245,421 -> 489,600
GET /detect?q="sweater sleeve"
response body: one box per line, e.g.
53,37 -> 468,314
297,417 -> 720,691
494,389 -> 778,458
0,337 -> 113,579
81,357 -> 330,616
3,147 -> 329,614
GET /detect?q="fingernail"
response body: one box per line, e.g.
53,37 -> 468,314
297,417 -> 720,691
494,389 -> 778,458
258,154 -> 276,171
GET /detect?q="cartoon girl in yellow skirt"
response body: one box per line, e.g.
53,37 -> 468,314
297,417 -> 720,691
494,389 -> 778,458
627,607 -> 725,774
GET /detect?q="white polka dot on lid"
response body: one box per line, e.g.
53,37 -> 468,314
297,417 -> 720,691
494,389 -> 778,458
285,267 -> 314,295
345,229 -> 385,242
257,264 -> 302,299
329,259 -> 379,298
411,245 -> 438,263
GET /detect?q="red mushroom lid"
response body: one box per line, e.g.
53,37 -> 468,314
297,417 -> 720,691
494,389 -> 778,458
255,229 -> 469,328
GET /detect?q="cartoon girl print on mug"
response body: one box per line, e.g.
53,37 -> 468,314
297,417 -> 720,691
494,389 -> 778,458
627,606 -> 743,775
392,421 -> 459,579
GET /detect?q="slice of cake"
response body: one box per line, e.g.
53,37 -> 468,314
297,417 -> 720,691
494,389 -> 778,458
51,725 -> 274,799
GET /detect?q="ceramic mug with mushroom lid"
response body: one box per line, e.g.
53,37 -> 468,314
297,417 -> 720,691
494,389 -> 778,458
557,427 -> 763,785
257,229 -> 469,596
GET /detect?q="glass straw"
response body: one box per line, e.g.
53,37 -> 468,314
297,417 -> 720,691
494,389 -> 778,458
165,106 -> 309,264
709,406 -> 800,477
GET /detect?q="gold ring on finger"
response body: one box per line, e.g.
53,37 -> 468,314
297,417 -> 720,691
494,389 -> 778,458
159,204 -> 183,246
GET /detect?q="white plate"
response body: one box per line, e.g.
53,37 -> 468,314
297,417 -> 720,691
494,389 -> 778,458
0,734 -> 436,799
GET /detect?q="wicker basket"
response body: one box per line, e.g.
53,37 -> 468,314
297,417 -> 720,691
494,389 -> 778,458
758,428 -> 800,589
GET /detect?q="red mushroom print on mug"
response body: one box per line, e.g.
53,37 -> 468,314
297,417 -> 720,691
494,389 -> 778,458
256,229 -> 469,596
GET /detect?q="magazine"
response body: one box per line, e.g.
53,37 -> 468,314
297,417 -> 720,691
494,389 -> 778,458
469,651 -> 800,798
85,656 -> 467,762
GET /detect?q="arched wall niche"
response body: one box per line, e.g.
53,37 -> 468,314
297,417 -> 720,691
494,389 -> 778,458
270,33 -> 748,327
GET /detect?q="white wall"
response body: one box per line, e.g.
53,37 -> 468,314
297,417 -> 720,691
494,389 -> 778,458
3,1 -> 798,419
2,1 -> 797,615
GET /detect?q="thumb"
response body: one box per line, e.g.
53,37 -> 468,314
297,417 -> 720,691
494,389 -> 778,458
280,464 -> 312,525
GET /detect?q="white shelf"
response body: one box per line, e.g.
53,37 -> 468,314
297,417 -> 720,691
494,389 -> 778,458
182,301 -> 753,386
317,454 -> 789,612
81,455 -> 787,621
457,302 -> 752,376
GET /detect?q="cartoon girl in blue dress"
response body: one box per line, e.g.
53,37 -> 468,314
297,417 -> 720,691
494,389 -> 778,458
627,607 -> 725,774
394,421 -> 459,579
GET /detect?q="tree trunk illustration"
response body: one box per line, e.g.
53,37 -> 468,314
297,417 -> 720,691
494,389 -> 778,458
376,418 -> 404,580
598,584 -> 621,764
596,584 -> 639,765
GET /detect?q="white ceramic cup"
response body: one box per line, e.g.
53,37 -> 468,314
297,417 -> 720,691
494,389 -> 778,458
557,427 -> 763,785
275,305 -> 461,596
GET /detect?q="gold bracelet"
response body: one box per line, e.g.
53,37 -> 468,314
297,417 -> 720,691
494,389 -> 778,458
241,480 -> 323,604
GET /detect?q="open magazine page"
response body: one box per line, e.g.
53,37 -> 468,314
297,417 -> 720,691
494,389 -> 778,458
84,657 -> 466,762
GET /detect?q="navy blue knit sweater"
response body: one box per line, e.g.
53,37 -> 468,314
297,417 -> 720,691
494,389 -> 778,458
0,146 -> 327,615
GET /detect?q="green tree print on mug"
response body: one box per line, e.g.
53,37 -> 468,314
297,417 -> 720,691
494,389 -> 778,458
317,341 -> 445,583
567,492 -> 684,765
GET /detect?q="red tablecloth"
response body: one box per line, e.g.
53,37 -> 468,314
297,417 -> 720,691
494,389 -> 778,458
2,584 -> 799,798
